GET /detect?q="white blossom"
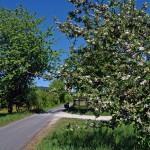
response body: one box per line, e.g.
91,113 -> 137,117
86,39 -> 91,43
103,32 -> 108,36
78,30 -> 81,33
144,104 -> 148,108
90,123 -> 94,127
146,112 -> 150,118
134,76 -> 141,81
106,75 -> 110,78
126,49 -> 131,53
94,77 -> 98,82
48,73 -> 51,76
89,80 -> 92,84
95,107 -> 98,111
125,30 -> 129,35
121,75 -> 131,80
139,47 -> 144,51
92,41 -> 95,44
137,118 -> 142,123
85,75 -> 90,79
94,31 -> 98,34
56,70 -> 61,74
138,62 -> 144,66
70,128 -> 73,131
64,64 -> 67,67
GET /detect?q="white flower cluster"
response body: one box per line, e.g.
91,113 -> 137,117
125,30 -> 130,35
147,112 -> 150,118
56,70 -> 61,74
139,47 -> 144,51
121,75 -> 131,80
86,38 -> 95,44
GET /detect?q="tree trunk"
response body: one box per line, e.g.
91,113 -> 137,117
8,98 -> 14,114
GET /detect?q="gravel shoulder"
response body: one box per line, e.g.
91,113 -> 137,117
22,117 -> 61,150
54,111 -> 112,121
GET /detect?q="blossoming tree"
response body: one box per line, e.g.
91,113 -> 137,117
55,0 -> 150,147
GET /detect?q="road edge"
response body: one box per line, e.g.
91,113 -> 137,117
22,116 -> 61,150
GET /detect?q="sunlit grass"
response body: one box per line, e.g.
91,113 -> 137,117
0,111 -> 33,127
0,103 -> 63,127
37,118 -> 142,150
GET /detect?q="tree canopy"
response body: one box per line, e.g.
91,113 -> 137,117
0,6 -> 58,113
55,0 -> 150,147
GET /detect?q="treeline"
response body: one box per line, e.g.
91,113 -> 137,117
0,6 -> 60,113
0,80 -> 72,112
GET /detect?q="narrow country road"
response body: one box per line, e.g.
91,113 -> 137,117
0,104 -> 111,150
0,105 -> 65,150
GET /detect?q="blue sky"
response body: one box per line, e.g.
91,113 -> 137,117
0,0 -> 150,87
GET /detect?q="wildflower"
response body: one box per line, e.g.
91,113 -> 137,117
70,128 -> 73,131
90,123 -> 94,127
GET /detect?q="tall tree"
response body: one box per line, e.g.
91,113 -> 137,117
55,0 -> 150,147
0,6 -> 58,113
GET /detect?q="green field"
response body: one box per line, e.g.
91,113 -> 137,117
37,118 -> 142,150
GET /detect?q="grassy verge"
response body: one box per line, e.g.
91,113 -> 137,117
0,103 -> 64,127
0,111 -> 33,127
36,118 -> 141,150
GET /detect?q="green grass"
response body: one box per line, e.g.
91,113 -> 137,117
66,105 -> 110,116
37,118 -> 142,150
0,111 -> 33,127
0,103 -> 63,127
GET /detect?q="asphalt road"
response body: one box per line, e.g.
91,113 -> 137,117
0,105 -> 65,150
